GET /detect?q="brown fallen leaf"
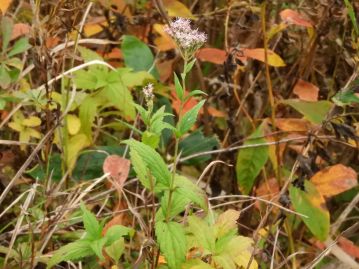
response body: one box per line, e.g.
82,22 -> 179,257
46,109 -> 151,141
276,118 -> 313,132
103,155 -> 130,192
293,79 -> 319,102
280,9 -> 313,28
311,164 -> 358,198
11,23 -> 31,40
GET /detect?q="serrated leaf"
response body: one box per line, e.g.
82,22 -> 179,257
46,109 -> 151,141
213,254 -> 236,269
176,100 -> 205,137
155,221 -> 187,269
224,236 -> 257,269
187,215 -> 215,253
46,240 -> 93,268
8,37 -> 31,57
182,259 -> 214,269
103,225 -> 133,246
105,238 -> 124,263
142,131 -> 160,148
90,237 -> 107,261
214,209 -> 240,239
174,175 -> 208,211
282,99 -> 332,124
123,139 -> 171,187
129,148 -> 152,189
289,180 -> 330,241
80,202 -> 102,240
160,190 -> 190,219
236,125 -> 268,194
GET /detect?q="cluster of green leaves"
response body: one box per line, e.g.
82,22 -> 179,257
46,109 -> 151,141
47,202 -> 133,268
0,16 -> 31,108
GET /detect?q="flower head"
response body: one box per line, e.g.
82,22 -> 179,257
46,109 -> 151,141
143,83 -> 154,100
165,18 -> 207,58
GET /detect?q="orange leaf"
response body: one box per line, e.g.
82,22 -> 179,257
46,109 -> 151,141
293,79 -> 319,102
46,37 -> 60,48
241,48 -> 286,67
171,90 -> 199,117
0,0 -> 12,14
103,155 -> 130,191
196,48 -> 227,65
157,59 -> 175,83
207,106 -> 226,118
153,24 -> 176,51
311,164 -> 358,198
276,118 -> 312,132
280,9 -> 313,28
11,23 -> 30,40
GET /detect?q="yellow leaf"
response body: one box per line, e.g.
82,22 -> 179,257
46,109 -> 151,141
22,116 -> 41,127
8,121 -> 23,132
153,24 -> 176,51
67,114 -> 81,135
28,128 -> 41,139
242,48 -> 286,67
0,0 -> 12,14
163,0 -> 196,19
214,209 -> 240,238
66,133 -> 90,172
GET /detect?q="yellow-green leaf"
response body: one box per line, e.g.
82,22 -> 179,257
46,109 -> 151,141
66,133 -> 91,172
242,48 -> 286,67
22,116 -> 41,127
8,121 -> 23,132
67,114 -> 81,135
163,0 -> 196,19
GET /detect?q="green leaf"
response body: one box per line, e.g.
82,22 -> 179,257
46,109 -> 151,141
174,73 -> 183,100
176,100 -> 205,137
90,237 -> 107,261
1,17 -> 13,53
187,215 -> 215,253
8,37 -> 31,57
100,71 -> 136,119
332,89 -> 359,106
214,209 -> 240,239
123,139 -> 171,188
142,131 -> 160,148
73,68 -> 108,90
79,96 -> 98,140
129,148 -> 152,189
120,69 -> 154,87
212,254 -> 236,269
0,98 -> 6,109
236,125 -> 268,194
105,238 -> 124,263
0,65 -> 11,89
174,175 -> 208,211
179,130 -> 218,165
121,35 -> 159,79
160,190 -> 190,219
222,236 -> 257,269
282,99 -> 332,124
80,202 -> 102,240
155,221 -> 187,269
47,240 -> 93,268
289,180 -> 330,241
184,59 -> 196,74
103,225 -> 133,246
78,46 -> 104,62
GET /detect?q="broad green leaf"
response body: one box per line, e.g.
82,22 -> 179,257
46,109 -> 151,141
67,114 -> 81,135
105,238 -> 124,263
150,106 -> 175,135
332,89 -> 359,106
1,16 -> 13,52
0,65 -> 11,88
121,70 -> 154,87
79,96 -> 98,140
6,57 -> 23,69
174,73 -> 183,100
187,215 -> 215,253
155,221 -> 187,269
129,149 -> 152,189
182,259 -> 214,269
176,100 -> 205,137
8,37 -> 31,57
121,35 -> 159,79
123,139 -> 171,187
179,130 -> 218,165
160,189 -> 190,219
213,254 -> 236,269
80,202 -> 102,240
289,180 -> 330,241
214,209 -> 240,239
142,130 -> 160,148
66,133 -> 91,172
282,99 -> 332,124
103,225 -> 133,246
101,72 -> 136,119
78,46 -> 103,62
0,98 -> 6,109
73,68 -> 108,90
46,240 -> 93,268
174,175 -> 208,211
90,237 -> 107,261
236,125 -> 268,194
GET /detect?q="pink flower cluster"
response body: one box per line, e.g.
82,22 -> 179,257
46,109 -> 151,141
165,18 -> 207,53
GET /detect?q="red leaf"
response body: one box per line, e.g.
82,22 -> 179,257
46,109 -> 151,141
338,237 -> 359,259
171,90 -> 199,117
280,9 -> 313,28
103,155 -> 130,191
196,48 -> 227,65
